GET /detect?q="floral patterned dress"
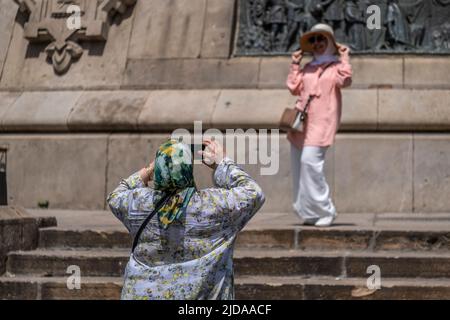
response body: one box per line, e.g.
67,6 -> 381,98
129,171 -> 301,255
107,158 -> 265,300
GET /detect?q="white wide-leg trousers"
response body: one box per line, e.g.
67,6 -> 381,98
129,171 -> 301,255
290,144 -> 336,221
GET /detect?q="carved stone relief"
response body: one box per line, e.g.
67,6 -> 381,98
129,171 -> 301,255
236,0 -> 450,55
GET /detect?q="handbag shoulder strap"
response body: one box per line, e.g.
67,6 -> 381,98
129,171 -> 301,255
131,191 -> 175,252
303,62 -> 335,113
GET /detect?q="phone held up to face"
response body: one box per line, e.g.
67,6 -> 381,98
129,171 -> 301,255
190,144 -> 207,162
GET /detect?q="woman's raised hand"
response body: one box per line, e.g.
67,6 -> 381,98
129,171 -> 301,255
139,160 -> 155,186
292,50 -> 303,64
147,161 -> 155,174
338,44 -> 350,56
200,139 -> 225,170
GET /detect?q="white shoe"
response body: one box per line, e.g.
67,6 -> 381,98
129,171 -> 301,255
314,215 -> 336,227
302,218 -> 319,226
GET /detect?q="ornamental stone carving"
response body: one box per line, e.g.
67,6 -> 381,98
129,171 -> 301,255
14,0 -> 136,74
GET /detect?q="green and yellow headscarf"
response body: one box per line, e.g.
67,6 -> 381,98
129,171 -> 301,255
154,139 -> 196,229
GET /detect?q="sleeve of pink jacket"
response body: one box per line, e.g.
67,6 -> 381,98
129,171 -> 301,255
335,51 -> 353,88
286,63 -> 304,96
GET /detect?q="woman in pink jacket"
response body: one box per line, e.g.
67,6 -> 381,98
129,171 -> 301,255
287,24 -> 352,227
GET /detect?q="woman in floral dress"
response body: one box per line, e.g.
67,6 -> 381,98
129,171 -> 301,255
107,138 -> 265,300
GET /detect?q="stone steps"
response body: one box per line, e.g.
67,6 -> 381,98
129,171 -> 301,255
234,249 -> 450,278
39,227 -> 450,252
235,276 -> 450,300
6,248 -> 450,279
0,276 -> 123,300
39,229 -> 132,249
2,275 -> 450,300
6,249 -> 129,277
3,211 -> 450,299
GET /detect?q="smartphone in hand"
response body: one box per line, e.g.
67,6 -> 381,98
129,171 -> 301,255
190,144 -> 206,162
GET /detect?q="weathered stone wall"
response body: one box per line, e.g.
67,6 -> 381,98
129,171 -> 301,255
1,132 -> 449,214
0,0 -> 17,78
3,0 -> 449,91
0,0 -> 449,213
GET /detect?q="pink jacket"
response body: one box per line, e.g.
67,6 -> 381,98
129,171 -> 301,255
286,52 -> 352,148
